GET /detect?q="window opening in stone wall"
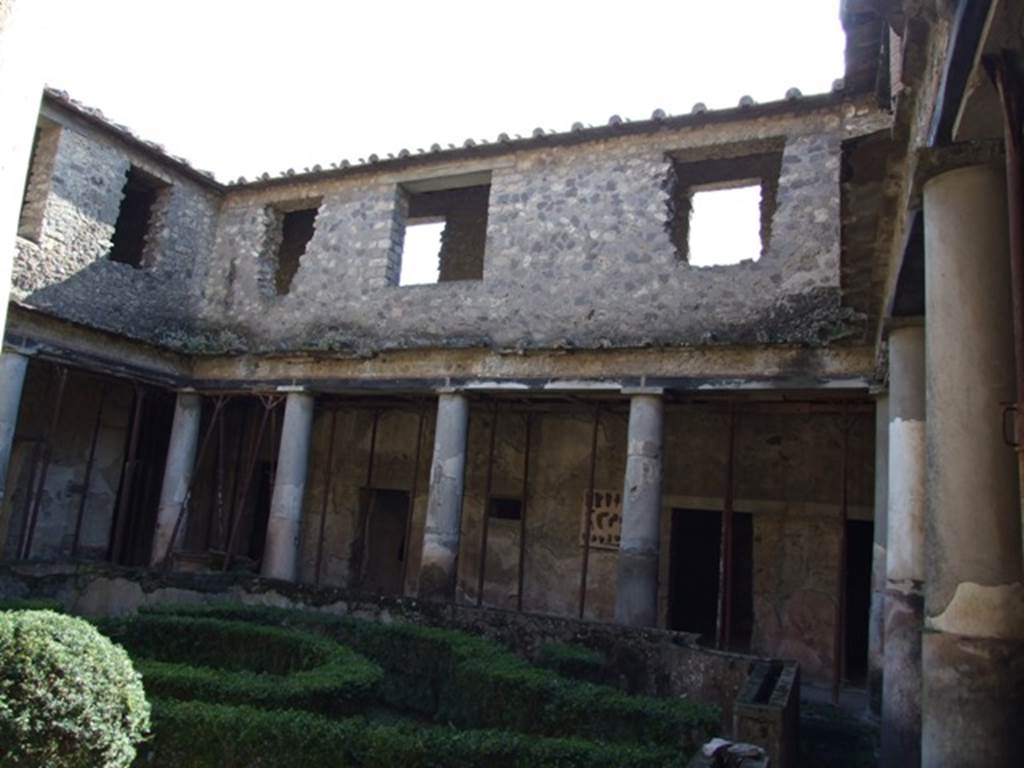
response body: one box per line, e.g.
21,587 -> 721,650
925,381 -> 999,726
109,166 -> 165,268
274,207 -> 318,295
392,180 -> 491,286
399,219 -> 445,286
17,119 -> 61,243
667,145 -> 782,267
688,184 -> 763,267
489,497 -> 522,521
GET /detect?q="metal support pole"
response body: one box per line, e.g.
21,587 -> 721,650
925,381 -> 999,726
578,405 -> 601,620
19,365 -> 67,559
71,383 -> 108,558
109,387 -> 145,563
476,401 -> 499,607
716,404 -> 738,649
223,397 -> 278,571
313,408 -> 338,586
516,412 -> 532,612
833,403 -> 851,704
400,405 -> 426,594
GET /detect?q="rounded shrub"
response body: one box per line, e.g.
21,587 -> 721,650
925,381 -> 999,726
0,609 -> 150,768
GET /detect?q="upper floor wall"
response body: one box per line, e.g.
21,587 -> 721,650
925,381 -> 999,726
9,90 -> 888,357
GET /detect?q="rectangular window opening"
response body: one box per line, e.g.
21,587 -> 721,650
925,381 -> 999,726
688,184 -> 763,267
393,180 -> 490,286
489,497 -> 522,521
18,120 -> 61,244
275,207 -> 318,295
109,166 -> 166,268
667,146 -> 781,268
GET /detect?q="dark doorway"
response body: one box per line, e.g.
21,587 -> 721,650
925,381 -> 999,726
360,489 -> 410,596
668,508 -> 722,642
844,519 -> 873,686
109,390 -> 175,566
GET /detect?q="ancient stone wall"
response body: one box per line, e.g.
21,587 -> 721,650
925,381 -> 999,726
7,94 -> 886,357
10,102 -> 221,348
198,106 -> 863,355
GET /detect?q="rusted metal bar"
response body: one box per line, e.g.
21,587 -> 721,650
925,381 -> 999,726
578,405 -> 601,620
516,411 -> 533,612
476,401 -> 500,607
365,409 -> 380,489
832,402 -> 851,704
206,408 -> 227,550
313,408 -> 339,587
399,405 -> 427,595
109,387 -> 146,563
71,384 -> 109,558
989,59 -> 1024,444
716,403 -> 738,650
223,397 -> 278,571
19,365 -> 68,560
223,403 -> 250,552
159,396 -> 227,569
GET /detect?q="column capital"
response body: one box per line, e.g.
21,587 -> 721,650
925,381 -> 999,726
910,140 -> 1003,208
620,386 -> 665,397
275,384 -> 310,394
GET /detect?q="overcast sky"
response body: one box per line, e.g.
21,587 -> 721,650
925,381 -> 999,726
38,1 -> 846,182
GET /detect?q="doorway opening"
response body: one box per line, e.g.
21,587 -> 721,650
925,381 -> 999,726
844,519 -> 873,686
668,508 -> 754,650
358,488 -> 410,595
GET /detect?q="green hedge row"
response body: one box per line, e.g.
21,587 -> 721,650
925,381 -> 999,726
536,641 -> 608,684
100,614 -> 382,715
141,698 -> 688,768
142,604 -> 718,753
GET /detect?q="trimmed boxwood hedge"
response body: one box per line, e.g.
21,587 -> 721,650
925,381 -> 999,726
536,641 -> 608,684
142,698 -> 688,768
100,614 -> 382,715
141,604 -> 719,753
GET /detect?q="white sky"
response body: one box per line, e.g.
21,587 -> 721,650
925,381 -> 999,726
38,0 -> 846,183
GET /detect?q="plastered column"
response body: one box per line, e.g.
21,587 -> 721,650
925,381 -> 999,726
150,392 -> 202,565
615,390 -> 664,627
881,326 -> 924,767
261,392 -> 314,582
0,350 -> 28,505
867,391 -> 888,715
922,164 -> 1024,766
418,391 -> 469,602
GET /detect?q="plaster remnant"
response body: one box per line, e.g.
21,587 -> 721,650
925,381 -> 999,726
927,581 -> 1024,640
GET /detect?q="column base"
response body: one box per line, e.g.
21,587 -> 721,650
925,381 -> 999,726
922,630 -> 1024,768
614,549 -> 658,627
880,589 -> 922,767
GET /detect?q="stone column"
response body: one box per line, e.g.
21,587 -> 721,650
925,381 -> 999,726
418,390 -> 469,601
880,325 -> 924,767
922,164 -> 1024,766
150,392 -> 202,565
0,350 -> 28,506
261,391 -> 314,582
615,389 -> 664,627
867,391 -> 888,715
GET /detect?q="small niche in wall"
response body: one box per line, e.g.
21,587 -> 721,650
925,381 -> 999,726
109,166 -> 167,268
489,497 -> 523,521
